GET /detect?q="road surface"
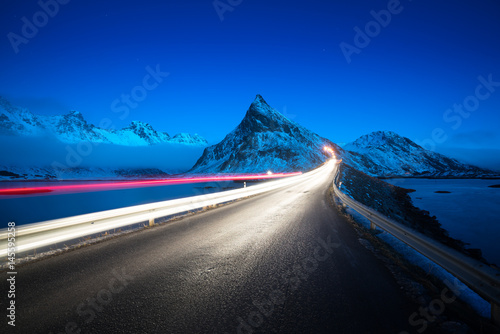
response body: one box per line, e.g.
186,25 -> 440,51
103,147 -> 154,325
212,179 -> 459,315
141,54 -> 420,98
2,163 -> 417,333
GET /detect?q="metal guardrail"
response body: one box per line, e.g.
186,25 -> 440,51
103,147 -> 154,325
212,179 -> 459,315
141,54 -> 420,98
0,161 -> 333,258
332,163 -> 500,325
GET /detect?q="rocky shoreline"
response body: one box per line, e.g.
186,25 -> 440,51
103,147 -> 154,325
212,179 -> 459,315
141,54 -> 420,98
336,163 -> 488,263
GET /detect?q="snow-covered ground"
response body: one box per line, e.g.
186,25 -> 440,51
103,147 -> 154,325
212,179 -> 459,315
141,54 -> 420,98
386,178 -> 500,266
343,206 -> 491,319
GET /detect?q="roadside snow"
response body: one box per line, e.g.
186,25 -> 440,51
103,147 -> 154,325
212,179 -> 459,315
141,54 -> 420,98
344,206 -> 491,318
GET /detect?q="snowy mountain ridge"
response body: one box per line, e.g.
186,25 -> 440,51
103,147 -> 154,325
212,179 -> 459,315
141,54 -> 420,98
191,96 -> 493,178
1,95 -> 495,180
340,130 -> 493,177
344,130 -> 417,151
0,97 -> 208,147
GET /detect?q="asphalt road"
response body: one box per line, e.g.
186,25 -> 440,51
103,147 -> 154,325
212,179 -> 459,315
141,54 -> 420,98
2,164 -> 418,333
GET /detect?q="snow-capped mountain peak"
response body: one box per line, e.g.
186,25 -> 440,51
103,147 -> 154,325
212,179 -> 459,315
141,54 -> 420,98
348,130 -> 403,147
246,94 -> 294,126
0,97 -> 207,147
344,130 -> 421,153
109,120 -> 171,145
171,133 -> 208,145
248,94 -> 278,116
190,95 -> 336,173
341,130 -> 493,177
127,120 -> 167,136
127,120 -> 154,130
69,110 -> 83,117
0,97 -> 44,136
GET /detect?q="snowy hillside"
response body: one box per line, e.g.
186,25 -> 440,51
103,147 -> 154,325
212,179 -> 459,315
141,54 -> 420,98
0,97 -> 207,179
340,131 -> 494,177
190,95 -> 338,173
0,97 -> 207,147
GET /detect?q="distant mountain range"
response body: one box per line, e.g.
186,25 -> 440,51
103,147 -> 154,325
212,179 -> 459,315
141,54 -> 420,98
0,95 -> 496,180
192,95 -> 494,178
0,97 -> 207,146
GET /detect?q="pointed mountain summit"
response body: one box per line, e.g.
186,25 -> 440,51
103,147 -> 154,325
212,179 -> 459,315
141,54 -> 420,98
190,95 -> 336,173
247,94 -> 283,119
239,95 -> 305,135
341,130 -> 493,177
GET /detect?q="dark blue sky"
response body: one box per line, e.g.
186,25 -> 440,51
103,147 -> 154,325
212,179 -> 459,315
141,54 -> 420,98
1,0 -> 499,168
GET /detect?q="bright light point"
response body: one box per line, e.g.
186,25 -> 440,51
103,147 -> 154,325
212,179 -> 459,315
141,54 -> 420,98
323,146 -> 335,159
267,170 -> 273,175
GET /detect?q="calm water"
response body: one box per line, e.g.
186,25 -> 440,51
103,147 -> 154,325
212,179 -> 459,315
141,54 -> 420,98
386,178 -> 500,265
0,180 -> 244,226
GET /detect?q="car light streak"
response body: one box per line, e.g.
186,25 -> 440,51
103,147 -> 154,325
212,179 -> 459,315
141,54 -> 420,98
0,162 -> 335,256
0,172 -> 302,196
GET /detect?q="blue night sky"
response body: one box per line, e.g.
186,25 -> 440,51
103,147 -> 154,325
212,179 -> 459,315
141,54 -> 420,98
1,0 -> 499,169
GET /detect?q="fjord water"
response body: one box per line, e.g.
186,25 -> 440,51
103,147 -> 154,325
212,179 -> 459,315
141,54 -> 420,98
386,178 -> 500,265
0,180 -> 240,226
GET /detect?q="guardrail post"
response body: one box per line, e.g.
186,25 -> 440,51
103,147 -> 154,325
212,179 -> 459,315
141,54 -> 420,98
244,182 -> 246,188
332,162 -> 500,320
492,302 -> 500,327
149,217 -> 155,227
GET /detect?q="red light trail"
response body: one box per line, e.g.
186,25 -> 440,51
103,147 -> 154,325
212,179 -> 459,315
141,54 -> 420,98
0,172 -> 302,196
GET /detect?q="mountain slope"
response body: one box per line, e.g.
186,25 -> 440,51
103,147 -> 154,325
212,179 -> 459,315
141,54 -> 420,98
0,97 -> 207,146
341,131 -> 493,177
190,95 -> 337,173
